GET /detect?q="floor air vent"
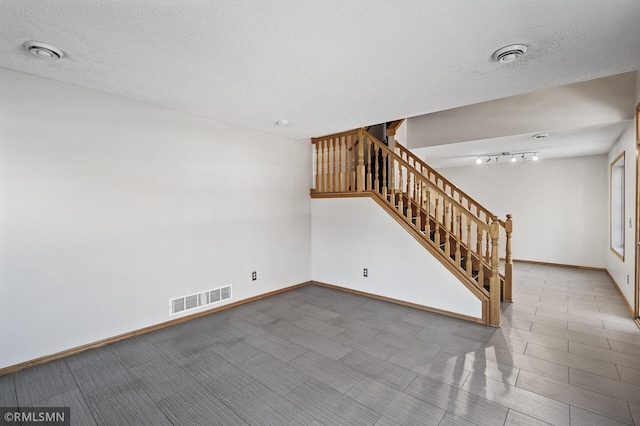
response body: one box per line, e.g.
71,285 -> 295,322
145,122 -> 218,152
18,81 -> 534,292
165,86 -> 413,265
170,285 -> 232,315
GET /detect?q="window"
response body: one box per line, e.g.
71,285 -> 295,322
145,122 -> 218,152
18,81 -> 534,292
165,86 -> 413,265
610,152 -> 625,260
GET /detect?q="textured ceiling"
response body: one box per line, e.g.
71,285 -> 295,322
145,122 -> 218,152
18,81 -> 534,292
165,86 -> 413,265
1,1 -> 640,141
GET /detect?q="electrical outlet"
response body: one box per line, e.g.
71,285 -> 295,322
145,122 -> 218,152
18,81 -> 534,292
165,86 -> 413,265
251,271 -> 257,281
257,271 -> 263,279
363,268 -> 368,277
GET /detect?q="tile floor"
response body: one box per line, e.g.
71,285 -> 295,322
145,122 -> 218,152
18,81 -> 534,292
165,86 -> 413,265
2,263 -> 640,425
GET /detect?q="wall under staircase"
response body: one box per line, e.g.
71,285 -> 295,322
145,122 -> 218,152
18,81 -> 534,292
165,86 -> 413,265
312,196 -> 483,321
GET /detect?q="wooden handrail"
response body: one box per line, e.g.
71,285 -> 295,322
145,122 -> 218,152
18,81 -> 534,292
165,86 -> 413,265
395,142 -> 499,225
360,130 -> 491,231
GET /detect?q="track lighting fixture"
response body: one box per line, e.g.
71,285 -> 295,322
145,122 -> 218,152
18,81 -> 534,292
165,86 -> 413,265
473,151 -> 540,165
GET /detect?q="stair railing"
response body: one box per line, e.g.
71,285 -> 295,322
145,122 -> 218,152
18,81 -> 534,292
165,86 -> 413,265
394,141 -> 513,301
312,128 -> 508,326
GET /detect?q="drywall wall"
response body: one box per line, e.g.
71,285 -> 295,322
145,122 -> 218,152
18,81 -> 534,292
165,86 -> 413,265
0,68 -> 312,369
437,155 -> 608,268
311,197 -> 483,319
605,70 -> 639,308
394,120 -> 407,148
606,124 -> 636,306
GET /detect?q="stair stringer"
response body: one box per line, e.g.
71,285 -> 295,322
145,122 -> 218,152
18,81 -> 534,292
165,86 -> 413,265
311,192 -> 489,324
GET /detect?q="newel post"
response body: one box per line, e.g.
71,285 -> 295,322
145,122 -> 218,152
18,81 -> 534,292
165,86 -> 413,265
504,214 -> 513,302
312,140 -> 320,193
356,128 -> 365,192
489,216 -> 501,327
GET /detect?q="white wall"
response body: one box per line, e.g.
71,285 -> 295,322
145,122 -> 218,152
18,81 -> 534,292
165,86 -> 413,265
606,70 -> 640,307
0,68 -> 312,369
311,197 -> 482,319
606,125 -> 636,304
394,120 -> 407,148
437,156 -> 608,268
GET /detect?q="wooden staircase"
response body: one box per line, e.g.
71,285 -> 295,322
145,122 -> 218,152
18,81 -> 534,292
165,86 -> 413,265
310,126 -> 513,326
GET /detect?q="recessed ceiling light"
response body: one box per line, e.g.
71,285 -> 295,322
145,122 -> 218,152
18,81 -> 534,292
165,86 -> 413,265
492,44 -> 528,63
532,133 -> 549,140
275,120 -> 289,126
23,41 -> 64,60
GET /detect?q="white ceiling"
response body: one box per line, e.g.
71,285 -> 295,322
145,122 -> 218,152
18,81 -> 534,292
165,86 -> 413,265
1,1 -> 639,142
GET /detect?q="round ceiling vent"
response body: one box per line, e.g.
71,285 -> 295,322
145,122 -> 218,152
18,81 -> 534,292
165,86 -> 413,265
23,41 -> 64,60
492,44 -> 528,63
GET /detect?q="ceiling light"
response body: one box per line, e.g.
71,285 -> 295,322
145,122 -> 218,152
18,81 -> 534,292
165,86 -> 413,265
532,133 -> 549,140
23,41 -> 64,60
473,151 -> 539,167
492,44 -> 528,63
275,120 -> 289,126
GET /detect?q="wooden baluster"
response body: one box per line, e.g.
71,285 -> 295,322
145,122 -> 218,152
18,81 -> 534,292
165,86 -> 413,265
485,231 -> 491,263
415,178 -> 422,231
350,135 -> 356,191
403,163 -> 411,198
455,208 -> 461,265
366,139 -> 373,191
333,138 -> 339,191
434,197 -> 440,247
450,199 -> 455,232
335,137 -> 342,191
371,141 -> 380,194
330,138 -> 336,191
476,225 -> 483,262
504,214 -> 513,303
389,157 -> 395,203
466,218 -> 472,277
314,142 -> 320,192
382,150 -> 388,199
356,129 -> 365,191
489,216 -> 501,327
477,227 -> 484,285
319,139 -> 326,192
398,165 -> 404,216
444,201 -> 451,258
411,172 -> 417,220
424,187 -> 431,236
406,172 -> 413,221
327,138 -> 333,192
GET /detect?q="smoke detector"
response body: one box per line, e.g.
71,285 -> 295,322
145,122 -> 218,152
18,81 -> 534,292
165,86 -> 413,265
23,41 -> 64,60
492,44 -> 527,63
